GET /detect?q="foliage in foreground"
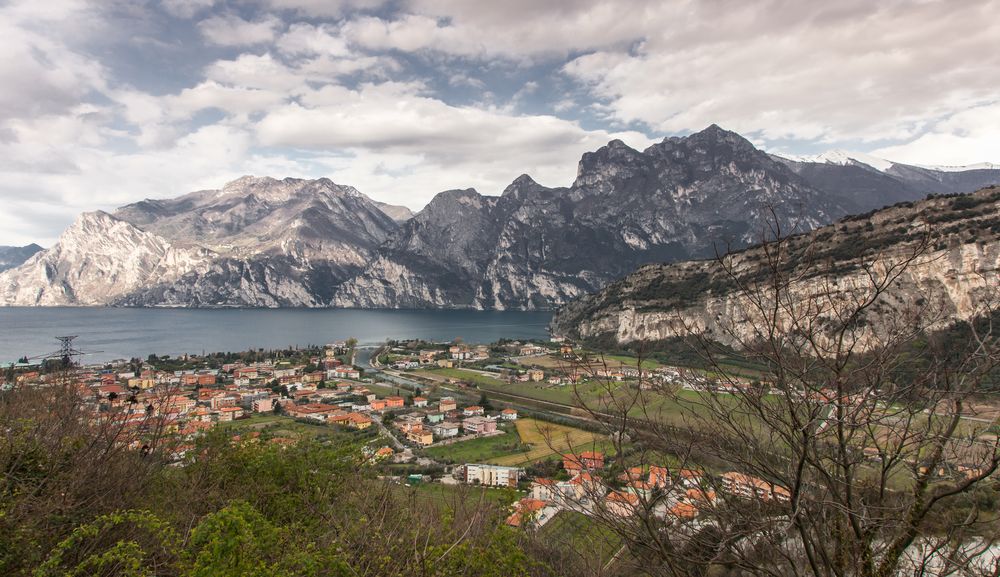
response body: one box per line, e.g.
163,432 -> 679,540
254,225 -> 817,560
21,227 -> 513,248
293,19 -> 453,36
0,386 -> 566,577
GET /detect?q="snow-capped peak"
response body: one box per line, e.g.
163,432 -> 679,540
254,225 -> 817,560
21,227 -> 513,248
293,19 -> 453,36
793,150 -> 895,172
913,162 -> 1000,172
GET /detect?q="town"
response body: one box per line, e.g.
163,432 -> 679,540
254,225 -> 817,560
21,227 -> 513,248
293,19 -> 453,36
3,334 -> 845,553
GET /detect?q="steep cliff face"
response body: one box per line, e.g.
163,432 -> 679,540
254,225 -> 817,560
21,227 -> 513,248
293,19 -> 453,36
0,177 -> 400,307
336,125 -> 842,309
0,212 -> 213,305
551,187 -> 1000,346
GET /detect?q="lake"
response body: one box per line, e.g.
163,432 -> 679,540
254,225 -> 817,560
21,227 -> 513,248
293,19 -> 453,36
0,308 -> 553,364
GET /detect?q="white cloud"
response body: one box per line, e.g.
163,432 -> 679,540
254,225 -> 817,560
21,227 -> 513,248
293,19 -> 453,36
255,80 -> 654,205
198,13 -> 282,46
162,0 -> 216,19
2,0 -> 1000,248
873,102 -> 1000,165
558,0 -> 1000,145
258,0 -> 389,18
0,10 -> 107,119
276,22 -> 350,56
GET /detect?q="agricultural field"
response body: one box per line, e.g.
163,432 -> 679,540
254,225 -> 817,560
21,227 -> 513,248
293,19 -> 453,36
515,352 -> 660,372
425,427 -> 525,463
491,418 -> 608,467
422,418 -> 607,467
427,367 -> 507,387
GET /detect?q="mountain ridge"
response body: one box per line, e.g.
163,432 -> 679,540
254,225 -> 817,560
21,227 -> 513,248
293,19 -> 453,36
550,187 -> 1000,346
3,125 -> 1000,309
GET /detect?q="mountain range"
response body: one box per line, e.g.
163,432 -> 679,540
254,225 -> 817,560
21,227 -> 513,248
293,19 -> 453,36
0,244 -> 42,273
2,125 -> 998,309
550,186 -> 1000,346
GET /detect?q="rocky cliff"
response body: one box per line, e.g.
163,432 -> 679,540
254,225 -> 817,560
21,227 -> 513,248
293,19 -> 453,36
551,187 -> 1000,347
0,177 -> 400,307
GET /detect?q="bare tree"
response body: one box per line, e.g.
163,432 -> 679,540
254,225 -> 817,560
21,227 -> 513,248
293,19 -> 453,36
553,219 -> 1000,577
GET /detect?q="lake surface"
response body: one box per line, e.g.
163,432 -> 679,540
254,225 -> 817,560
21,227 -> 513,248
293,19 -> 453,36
0,308 -> 552,364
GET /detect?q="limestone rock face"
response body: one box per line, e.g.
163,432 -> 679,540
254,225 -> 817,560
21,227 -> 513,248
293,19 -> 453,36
551,187 -> 1000,347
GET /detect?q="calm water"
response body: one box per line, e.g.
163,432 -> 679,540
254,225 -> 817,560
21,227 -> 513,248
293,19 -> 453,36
0,308 -> 552,364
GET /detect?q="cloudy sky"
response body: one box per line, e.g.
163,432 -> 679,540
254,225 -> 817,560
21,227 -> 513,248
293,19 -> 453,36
2,0 -> 999,246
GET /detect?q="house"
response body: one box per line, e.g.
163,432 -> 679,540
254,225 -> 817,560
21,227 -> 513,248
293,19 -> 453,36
506,498 -> 550,528
285,403 -> 342,421
418,350 -> 439,364
438,397 -> 457,412
406,430 -> 434,446
370,399 -> 388,412
648,465 -> 670,488
462,405 -> 485,416
500,408 -> 518,420
669,502 -> 698,520
331,366 -> 361,380
396,412 -> 425,426
462,463 -> 521,487
432,422 -> 461,438
436,359 -> 454,369
273,367 -> 299,379
251,398 -> 273,413
721,472 -> 790,502
564,451 -> 604,474
462,416 -> 497,435
605,491 -> 640,517
216,406 -> 243,422
519,344 -> 545,356
234,368 -> 258,379
530,479 -> 557,502
678,469 -> 703,488
527,369 -> 544,382
413,396 -> 428,407
425,412 -> 445,424
346,413 -> 373,430
210,395 -> 238,410
385,396 -> 405,409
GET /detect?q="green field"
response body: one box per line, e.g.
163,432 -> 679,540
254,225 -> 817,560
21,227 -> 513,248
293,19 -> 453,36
425,427 -> 526,463
539,511 -> 622,566
423,418 -> 609,467
427,367 -> 508,387
393,481 -> 516,514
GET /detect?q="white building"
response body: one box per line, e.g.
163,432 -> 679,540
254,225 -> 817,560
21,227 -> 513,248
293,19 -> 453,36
462,463 -> 521,487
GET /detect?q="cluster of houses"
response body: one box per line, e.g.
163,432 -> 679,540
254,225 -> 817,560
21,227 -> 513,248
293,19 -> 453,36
384,396 -> 519,447
384,344 -> 491,370
452,450 -> 795,529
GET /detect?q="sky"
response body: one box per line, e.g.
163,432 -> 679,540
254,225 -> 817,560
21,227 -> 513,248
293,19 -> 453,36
1,0 -> 999,246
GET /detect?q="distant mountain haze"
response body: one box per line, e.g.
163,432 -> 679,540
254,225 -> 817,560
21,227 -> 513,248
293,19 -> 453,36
0,244 -> 43,273
2,125 -> 998,309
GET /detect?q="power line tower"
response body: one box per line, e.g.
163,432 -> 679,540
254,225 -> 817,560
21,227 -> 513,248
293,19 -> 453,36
55,336 -> 83,367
